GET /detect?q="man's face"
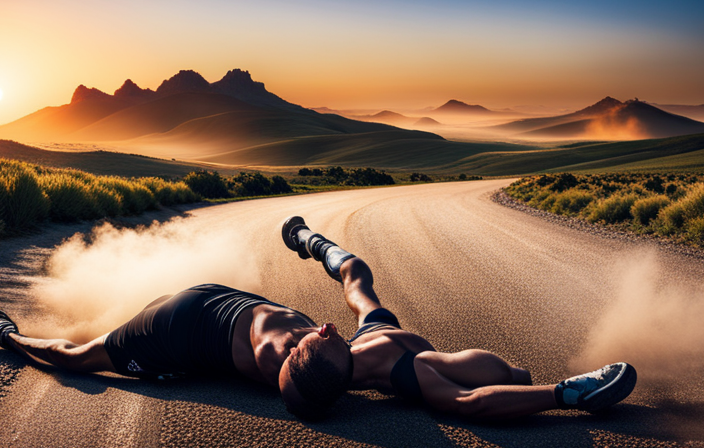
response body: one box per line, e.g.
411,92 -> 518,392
278,323 -> 350,404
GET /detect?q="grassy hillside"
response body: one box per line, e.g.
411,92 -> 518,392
441,133 -> 704,176
3,131 -> 703,179
200,133 -> 532,168
0,140 -> 203,178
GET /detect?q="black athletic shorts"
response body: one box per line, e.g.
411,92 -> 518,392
104,284 -> 286,380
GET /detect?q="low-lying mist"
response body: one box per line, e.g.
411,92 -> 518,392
26,219 -> 262,343
571,250 -> 704,383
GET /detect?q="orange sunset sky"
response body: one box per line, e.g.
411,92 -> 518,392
1,0 -> 703,125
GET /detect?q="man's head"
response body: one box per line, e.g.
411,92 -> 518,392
279,323 -> 353,421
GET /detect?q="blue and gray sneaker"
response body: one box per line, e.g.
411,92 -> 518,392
555,362 -> 637,413
0,310 -> 19,350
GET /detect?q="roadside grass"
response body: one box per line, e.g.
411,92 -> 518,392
505,172 -> 704,246
0,158 -> 199,237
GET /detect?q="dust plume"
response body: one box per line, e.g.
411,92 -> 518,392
584,104 -> 647,140
571,251 -> 704,381
26,218 -> 262,343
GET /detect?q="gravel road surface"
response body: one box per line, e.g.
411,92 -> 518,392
2,179 -> 704,447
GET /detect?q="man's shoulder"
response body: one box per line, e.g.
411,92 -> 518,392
251,303 -> 316,328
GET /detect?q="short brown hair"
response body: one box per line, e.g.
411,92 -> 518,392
285,343 -> 353,420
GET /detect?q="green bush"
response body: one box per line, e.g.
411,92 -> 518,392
549,173 -> 578,192
678,183 -> 704,221
656,202 -> 686,234
270,175 -> 293,194
346,168 -> 394,186
40,172 -> 100,222
139,177 -> 199,205
0,160 -> 50,231
534,192 -> 557,211
588,194 -> 637,224
644,176 -> 664,193
90,183 -> 123,217
631,195 -> 670,226
233,172 -> 273,196
101,177 -> 157,214
551,190 -> 595,215
685,216 -> 704,244
410,172 -> 432,182
298,168 -> 323,176
184,170 -> 229,199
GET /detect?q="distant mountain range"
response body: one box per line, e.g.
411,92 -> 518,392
353,110 -> 442,129
351,99 -> 502,129
0,69 -> 442,162
493,97 -> 704,139
3,71 -> 704,168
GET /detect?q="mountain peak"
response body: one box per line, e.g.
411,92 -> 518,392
576,97 -> 624,116
435,99 -> 490,113
212,69 -> 267,96
156,70 -> 211,96
114,79 -> 155,99
220,69 -> 253,83
71,85 -> 111,104
372,110 -> 404,118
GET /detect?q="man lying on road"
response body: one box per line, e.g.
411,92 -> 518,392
280,216 -> 637,419
1,216 -> 636,421
0,282 -> 353,418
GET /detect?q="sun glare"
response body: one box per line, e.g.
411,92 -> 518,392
0,88 -> 4,101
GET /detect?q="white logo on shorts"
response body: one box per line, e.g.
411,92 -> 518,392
127,360 -> 145,372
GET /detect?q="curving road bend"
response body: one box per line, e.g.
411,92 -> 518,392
2,179 -> 704,447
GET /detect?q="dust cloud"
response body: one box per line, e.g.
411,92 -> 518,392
571,251 -> 704,381
584,105 -> 647,140
26,218 -> 262,343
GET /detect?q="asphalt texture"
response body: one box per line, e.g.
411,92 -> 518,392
2,179 -> 704,447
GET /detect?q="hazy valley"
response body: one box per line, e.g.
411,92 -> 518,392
1,69 -> 704,176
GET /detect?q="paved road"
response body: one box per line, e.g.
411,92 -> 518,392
2,179 -> 704,447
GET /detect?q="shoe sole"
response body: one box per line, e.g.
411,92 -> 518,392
584,363 -> 637,413
282,216 -> 308,251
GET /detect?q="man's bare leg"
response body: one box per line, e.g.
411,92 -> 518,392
450,384 -> 559,419
416,358 -> 637,418
416,349 -> 532,388
339,257 -> 382,326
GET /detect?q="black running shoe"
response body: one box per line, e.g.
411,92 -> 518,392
282,216 -> 313,260
281,216 -> 356,282
555,362 -> 637,413
0,310 -> 19,350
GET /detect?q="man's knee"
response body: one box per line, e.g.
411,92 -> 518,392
457,389 -> 491,417
511,367 -> 532,385
341,257 -> 371,283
